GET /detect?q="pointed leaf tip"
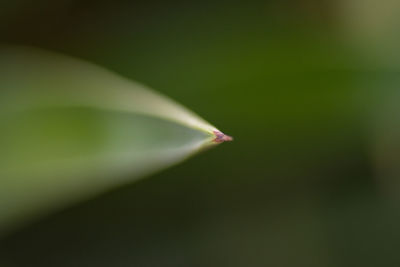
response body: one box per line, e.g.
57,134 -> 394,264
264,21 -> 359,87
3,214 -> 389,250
0,45 -> 229,233
213,131 -> 233,143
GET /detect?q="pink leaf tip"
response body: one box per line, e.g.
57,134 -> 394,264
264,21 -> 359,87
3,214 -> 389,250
213,131 -> 233,143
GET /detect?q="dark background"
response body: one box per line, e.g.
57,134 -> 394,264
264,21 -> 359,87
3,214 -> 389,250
1,0 -> 400,266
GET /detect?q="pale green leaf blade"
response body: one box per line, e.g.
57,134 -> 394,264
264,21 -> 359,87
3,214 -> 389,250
0,46 -> 230,233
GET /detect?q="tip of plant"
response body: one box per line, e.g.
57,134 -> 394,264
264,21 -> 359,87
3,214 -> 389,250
213,131 -> 233,143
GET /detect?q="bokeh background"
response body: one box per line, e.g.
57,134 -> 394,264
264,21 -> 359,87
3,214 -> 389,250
1,0 -> 400,266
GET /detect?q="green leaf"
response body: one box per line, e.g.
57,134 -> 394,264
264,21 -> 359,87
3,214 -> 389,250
0,46 -> 231,233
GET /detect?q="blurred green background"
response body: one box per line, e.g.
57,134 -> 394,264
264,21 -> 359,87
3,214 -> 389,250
1,0 -> 400,266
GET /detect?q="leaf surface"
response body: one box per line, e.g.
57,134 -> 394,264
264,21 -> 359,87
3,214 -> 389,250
0,46 -> 229,233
